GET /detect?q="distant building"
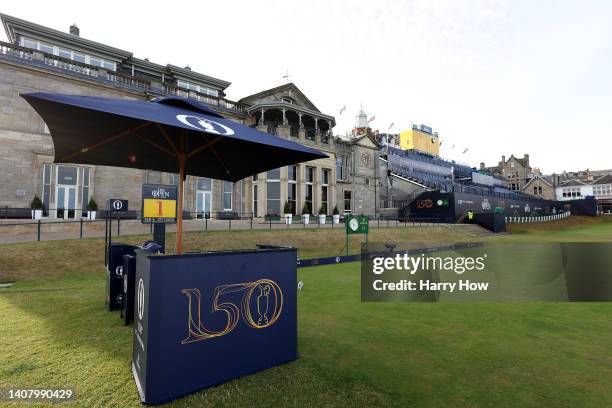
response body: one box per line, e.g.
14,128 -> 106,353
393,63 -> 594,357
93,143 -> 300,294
556,179 -> 592,201
521,175 -> 555,200
591,174 -> 612,213
555,173 -> 612,213
554,168 -> 612,185
484,154 -> 536,191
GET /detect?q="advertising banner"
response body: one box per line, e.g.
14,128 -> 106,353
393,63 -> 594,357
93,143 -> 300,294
406,191 -> 565,222
132,247 -> 298,405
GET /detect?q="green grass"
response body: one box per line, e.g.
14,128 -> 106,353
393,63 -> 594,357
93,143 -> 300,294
504,215 -> 612,241
1,219 -> 612,407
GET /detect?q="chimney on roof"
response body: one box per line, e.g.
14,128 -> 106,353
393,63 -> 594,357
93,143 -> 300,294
524,153 -> 529,167
480,162 -> 485,170
69,23 -> 80,36
184,65 -> 191,71
501,155 -> 505,163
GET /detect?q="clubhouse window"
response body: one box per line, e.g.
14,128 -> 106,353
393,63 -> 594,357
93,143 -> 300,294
253,185 -> 258,217
336,156 -> 349,181
344,190 -> 352,212
288,165 -> 297,214
177,80 -> 219,97
267,169 -> 280,215
42,163 -> 52,217
81,167 -> 91,217
305,167 -> 314,214
57,166 -> 78,185
223,181 -> 233,210
321,169 -> 329,214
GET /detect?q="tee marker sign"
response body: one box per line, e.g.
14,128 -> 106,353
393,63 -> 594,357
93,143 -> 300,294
141,184 -> 178,224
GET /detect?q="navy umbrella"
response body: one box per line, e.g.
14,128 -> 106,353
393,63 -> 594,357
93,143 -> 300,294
21,93 -> 327,253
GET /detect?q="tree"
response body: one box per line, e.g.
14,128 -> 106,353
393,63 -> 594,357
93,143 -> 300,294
87,197 -> 98,211
30,195 -> 43,210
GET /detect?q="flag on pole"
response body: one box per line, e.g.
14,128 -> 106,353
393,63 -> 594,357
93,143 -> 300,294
368,115 -> 376,123
339,105 -> 347,114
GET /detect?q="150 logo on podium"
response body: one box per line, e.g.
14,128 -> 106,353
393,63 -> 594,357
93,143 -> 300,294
141,184 -> 177,224
181,279 -> 283,344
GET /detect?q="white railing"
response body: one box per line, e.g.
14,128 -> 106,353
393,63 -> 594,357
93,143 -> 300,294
505,211 -> 570,223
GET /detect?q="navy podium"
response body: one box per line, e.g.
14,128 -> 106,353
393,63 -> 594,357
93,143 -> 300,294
131,246 -> 298,405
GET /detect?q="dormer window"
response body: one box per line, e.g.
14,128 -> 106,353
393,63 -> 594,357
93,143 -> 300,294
510,161 -> 515,168
20,36 -> 116,71
23,38 -> 37,49
177,80 -> 219,97
59,48 -> 71,59
39,42 -> 53,54
73,53 -> 86,63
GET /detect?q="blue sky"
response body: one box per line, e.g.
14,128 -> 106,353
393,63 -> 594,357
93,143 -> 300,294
3,0 -> 611,173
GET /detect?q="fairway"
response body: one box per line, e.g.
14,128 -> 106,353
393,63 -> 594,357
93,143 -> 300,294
1,219 -> 612,406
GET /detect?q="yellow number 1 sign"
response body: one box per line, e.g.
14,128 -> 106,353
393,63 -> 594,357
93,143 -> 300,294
141,184 -> 178,224
143,199 -> 177,219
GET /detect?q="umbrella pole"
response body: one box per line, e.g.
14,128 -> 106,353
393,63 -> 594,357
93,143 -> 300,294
177,155 -> 185,255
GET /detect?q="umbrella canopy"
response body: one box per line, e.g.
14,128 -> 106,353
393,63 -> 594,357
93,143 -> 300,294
21,92 -> 328,253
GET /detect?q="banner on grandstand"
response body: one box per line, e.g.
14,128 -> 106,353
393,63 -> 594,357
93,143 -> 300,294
406,191 -> 566,222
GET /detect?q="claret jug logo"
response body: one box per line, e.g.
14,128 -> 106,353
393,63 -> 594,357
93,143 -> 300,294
181,279 -> 283,344
176,114 -> 235,136
137,278 -> 145,320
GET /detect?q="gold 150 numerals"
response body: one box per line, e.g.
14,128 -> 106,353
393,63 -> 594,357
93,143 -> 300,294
181,279 -> 283,344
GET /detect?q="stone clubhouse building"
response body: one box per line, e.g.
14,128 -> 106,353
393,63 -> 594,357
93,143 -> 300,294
0,14 -> 380,220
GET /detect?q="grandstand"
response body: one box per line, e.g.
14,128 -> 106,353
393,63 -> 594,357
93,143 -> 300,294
381,145 -> 550,208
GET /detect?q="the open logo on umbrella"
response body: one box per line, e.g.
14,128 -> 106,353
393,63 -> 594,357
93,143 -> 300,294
176,114 -> 235,136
